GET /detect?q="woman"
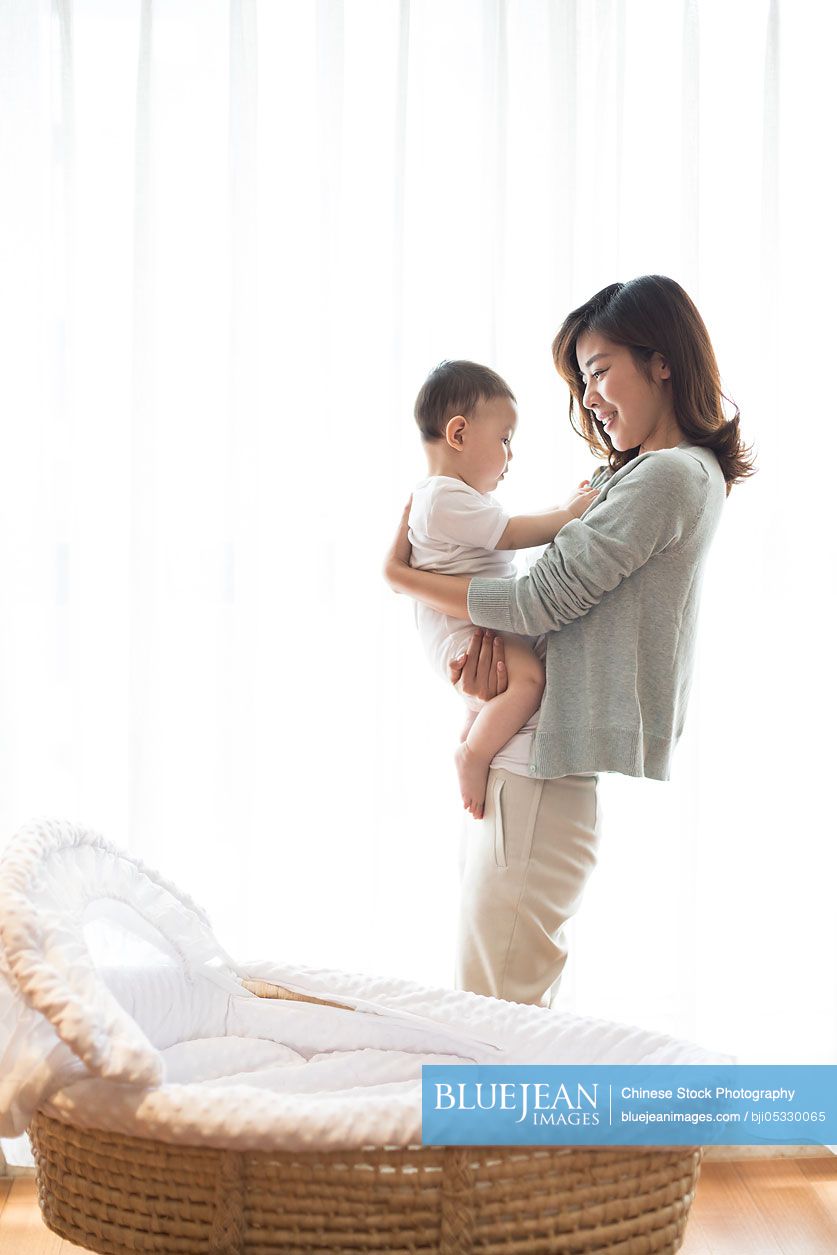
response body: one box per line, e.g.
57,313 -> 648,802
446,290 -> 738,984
384,275 -> 754,1009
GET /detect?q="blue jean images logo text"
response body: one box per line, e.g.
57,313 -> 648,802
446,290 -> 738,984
422,1066 -> 837,1147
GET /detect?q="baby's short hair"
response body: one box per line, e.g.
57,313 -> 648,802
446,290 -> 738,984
414,360 -> 516,442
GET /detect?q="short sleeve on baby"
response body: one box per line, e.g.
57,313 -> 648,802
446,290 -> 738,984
425,479 -> 509,551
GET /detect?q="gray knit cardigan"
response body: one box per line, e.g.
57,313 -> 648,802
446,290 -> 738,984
466,442 -> 726,780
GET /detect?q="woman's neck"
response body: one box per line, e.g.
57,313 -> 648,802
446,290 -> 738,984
639,413 -> 686,454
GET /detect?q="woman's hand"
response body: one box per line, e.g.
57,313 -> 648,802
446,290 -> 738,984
448,629 -> 508,703
382,497 -> 413,593
382,498 -> 472,617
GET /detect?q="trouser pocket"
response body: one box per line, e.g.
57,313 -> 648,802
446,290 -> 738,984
489,772 -> 544,869
491,776 -> 506,869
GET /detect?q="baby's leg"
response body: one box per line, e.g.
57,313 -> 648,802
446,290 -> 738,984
455,636 -> 545,819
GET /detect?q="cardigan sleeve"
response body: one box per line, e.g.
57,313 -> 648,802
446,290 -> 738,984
466,449 -> 710,637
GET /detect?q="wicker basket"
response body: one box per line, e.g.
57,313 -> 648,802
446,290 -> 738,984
28,981 -> 703,1255
2,826 -> 704,1254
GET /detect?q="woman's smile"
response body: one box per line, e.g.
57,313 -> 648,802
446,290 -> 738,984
575,330 -> 681,453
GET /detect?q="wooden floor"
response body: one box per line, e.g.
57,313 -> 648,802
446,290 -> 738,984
2,1158 -> 837,1253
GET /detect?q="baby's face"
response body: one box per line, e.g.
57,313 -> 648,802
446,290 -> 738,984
462,396 -> 517,494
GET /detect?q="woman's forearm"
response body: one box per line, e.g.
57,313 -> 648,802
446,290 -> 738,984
388,561 -> 472,619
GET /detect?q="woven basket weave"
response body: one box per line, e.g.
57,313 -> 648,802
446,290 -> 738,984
28,982 -> 702,1254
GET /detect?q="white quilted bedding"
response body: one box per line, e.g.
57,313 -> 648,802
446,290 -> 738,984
0,821 -> 730,1152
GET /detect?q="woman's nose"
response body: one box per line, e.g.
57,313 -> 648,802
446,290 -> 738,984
582,379 -> 599,410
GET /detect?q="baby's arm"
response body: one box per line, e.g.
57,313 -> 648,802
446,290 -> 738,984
496,484 -> 599,550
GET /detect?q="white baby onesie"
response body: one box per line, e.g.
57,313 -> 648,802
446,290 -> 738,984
408,475 -> 519,682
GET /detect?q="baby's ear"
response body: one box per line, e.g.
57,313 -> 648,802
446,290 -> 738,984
444,415 -> 468,449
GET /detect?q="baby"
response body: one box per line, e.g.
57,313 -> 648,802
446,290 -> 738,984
408,360 -> 598,819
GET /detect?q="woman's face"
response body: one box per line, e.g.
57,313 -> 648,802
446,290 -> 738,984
575,330 -> 679,453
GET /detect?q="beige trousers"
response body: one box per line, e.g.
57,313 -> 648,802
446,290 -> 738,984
455,768 -> 601,1008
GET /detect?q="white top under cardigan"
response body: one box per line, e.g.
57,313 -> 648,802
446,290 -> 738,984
467,442 -> 727,782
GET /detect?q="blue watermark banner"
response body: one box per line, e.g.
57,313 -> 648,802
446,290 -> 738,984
421,1065 -> 837,1146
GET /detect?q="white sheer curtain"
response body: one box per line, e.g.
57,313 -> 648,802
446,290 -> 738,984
2,0 -> 835,1134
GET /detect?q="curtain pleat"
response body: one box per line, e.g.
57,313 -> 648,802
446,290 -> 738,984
680,0 -> 700,286
760,0 -> 779,347
129,0 -> 155,846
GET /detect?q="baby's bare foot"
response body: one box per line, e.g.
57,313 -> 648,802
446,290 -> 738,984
454,742 -> 490,820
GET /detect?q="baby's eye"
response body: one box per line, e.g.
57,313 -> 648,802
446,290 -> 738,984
502,437 -> 511,446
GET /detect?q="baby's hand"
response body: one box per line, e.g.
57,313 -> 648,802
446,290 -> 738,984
563,482 -> 599,519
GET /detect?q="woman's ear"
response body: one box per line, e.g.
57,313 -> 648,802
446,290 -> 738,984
654,352 -> 671,381
445,415 -> 468,450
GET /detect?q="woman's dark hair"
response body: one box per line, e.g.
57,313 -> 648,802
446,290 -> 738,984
552,275 -> 755,495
